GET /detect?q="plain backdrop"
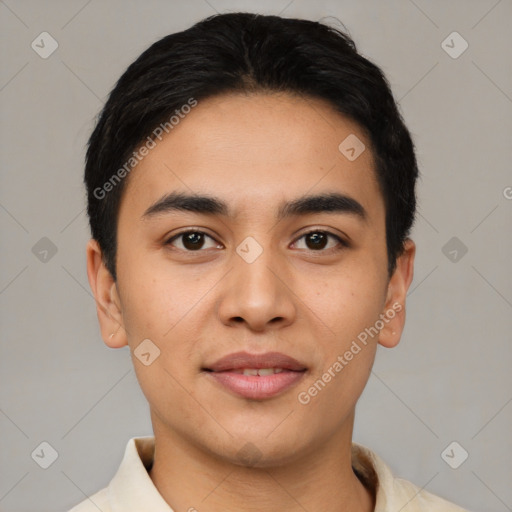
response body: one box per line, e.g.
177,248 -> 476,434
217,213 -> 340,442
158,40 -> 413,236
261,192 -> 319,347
0,1 -> 511,511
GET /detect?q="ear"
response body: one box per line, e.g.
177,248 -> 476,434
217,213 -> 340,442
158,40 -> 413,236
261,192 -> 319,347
378,238 -> 416,349
86,239 -> 127,348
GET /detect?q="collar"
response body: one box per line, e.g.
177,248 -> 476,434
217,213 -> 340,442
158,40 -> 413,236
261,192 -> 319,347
106,436 -> 451,512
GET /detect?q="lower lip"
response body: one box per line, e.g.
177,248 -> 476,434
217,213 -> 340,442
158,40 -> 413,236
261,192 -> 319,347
206,370 -> 306,400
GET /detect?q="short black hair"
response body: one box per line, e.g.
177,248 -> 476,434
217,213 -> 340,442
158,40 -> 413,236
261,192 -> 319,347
85,12 -> 418,281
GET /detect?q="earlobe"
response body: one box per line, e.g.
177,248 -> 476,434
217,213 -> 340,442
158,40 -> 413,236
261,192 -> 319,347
378,238 -> 416,349
86,239 -> 127,348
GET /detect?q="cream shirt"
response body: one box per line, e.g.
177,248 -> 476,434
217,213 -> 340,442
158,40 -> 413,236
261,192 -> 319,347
68,437 -> 470,511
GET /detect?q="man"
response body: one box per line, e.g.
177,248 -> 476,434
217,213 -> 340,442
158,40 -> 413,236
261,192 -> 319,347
70,12 -> 469,511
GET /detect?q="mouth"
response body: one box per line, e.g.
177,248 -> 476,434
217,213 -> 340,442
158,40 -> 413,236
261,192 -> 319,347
227,368 -> 288,375
202,351 -> 307,400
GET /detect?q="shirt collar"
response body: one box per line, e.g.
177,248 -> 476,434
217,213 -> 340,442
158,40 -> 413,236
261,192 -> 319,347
109,436 -> 173,511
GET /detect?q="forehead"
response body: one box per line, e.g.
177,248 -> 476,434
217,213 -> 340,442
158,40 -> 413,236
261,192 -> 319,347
119,92 -> 383,221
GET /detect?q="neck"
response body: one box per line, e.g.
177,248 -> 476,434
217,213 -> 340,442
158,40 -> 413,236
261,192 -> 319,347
148,412 -> 374,512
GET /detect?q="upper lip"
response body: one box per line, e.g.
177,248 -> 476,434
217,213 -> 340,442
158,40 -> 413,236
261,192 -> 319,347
204,351 -> 307,372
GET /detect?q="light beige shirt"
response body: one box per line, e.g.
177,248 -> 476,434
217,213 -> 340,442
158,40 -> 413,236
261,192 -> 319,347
68,437 -> 470,511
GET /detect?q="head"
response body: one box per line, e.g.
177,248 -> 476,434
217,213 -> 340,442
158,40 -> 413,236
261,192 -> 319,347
85,13 -> 417,466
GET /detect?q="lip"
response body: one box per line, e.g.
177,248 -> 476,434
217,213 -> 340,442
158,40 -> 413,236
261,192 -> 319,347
205,351 -> 307,372
203,351 -> 307,400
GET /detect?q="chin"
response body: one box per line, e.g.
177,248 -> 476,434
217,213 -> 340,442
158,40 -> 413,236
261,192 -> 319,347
210,431 -> 309,469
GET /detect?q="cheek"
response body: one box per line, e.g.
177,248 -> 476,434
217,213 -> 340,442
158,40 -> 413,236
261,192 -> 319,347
116,244 -> 186,339
120,275 -> 197,418
120,280 -> 174,340
297,261 -> 386,343
116,258 -> 207,381
297,277 -> 381,422
302,344 -> 376,435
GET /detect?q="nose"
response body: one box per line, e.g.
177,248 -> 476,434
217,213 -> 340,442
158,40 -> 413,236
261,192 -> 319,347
216,243 -> 297,332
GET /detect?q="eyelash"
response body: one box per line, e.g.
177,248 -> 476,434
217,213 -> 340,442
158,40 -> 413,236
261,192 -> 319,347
164,228 -> 349,254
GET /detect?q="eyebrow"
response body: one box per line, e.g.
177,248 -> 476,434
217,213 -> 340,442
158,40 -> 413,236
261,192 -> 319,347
142,191 -> 367,222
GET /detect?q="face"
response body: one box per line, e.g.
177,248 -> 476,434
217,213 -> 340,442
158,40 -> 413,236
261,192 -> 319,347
87,92 -> 414,466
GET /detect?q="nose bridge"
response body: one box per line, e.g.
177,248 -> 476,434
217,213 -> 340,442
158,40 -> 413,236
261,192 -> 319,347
217,236 -> 296,330
234,237 -> 282,305
237,243 -> 277,293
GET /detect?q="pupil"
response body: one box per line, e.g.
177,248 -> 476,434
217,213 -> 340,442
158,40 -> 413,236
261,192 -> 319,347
183,232 -> 203,250
307,232 -> 327,250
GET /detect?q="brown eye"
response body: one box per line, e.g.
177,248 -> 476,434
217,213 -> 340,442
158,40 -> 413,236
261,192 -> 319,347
182,232 -> 205,250
293,230 -> 347,252
304,232 -> 328,250
166,231 -> 220,251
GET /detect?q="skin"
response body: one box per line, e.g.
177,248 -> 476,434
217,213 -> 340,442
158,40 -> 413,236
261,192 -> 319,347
87,92 -> 415,512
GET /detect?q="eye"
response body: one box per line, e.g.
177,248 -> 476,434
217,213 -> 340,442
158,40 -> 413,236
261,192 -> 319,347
165,229 -> 348,253
292,230 -> 348,252
165,230 -> 222,251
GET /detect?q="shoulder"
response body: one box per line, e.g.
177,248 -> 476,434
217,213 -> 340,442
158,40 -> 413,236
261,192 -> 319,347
391,476 -> 470,511
351,443 -> 471,512
67,486 -> 110,512
66,436 -> 158,512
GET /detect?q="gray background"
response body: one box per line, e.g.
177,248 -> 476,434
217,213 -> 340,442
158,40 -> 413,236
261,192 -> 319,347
0,0 -> 511,511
